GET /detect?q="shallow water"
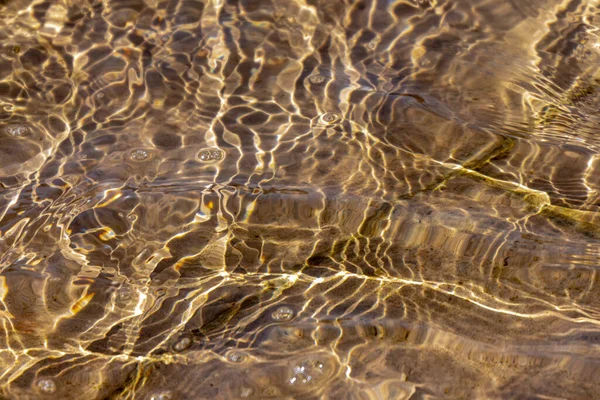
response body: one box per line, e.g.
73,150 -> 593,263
1,0 -> 600,398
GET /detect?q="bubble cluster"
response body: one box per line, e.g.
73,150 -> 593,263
272,306 -> 294,321
129,149 -> 151,161
5,124 -> 29,137
320,113 -> 340,124
227,351 -> 246,363
172,335 -> 192,352
35,378 -> 56,394
150,390 -> 174,400
308,75 -> 327,84
116,288 -> 132,301
198,147 -> 225,163
239,387 -> 254,398
419,58 -> 432,68
289,359 -> 325,386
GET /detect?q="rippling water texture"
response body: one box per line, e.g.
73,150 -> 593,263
3,0 -> 600,398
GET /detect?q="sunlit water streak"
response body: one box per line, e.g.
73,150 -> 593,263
1,0 -> 600,399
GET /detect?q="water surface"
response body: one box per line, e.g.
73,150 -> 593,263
1,0 -> 600,398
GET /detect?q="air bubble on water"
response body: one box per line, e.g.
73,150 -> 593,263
198,147 -> 225,163
172,335 -> 192,352
117,290 -> 132,301
96,91 -> 105,99
227,351 -> 246,363
289,372 -> 311,385
35,378 -> 56,394
150,390 -> 174,400
289,359 -> 325,386
129,149 -> 151,161
419,58 -> 432,68
161,35 -> 170,42
308,75 -> 326,84
5,124 -> 29,137
240,387 -> 253,398
320,113 -> 339,124
272,306 -> 294,321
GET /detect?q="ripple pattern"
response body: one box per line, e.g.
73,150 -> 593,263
1,0 -> 600,399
